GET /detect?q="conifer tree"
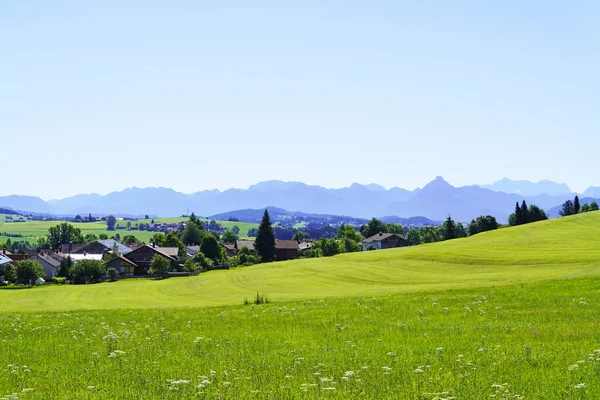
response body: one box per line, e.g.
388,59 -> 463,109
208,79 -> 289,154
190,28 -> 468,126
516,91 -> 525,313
574,196 -> 581,214
515,202 -> 522,225
521,200 -> 529,224
254,209 -> 276,262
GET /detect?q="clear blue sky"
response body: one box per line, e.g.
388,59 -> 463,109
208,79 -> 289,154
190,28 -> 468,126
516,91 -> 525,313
2,1 -> 598,199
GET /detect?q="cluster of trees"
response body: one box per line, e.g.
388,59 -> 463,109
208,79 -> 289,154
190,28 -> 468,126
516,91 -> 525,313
509,201 -> 548,226
0,239 -> 34,253
404,216 -> 468,246
2,260 -> 45,285
559,196 -> 599,217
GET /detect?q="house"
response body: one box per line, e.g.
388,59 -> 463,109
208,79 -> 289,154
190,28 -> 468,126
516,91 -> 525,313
104,255 -> 137,276
220,242 -> 237,257
275,240 -> 299,261
72,239 -> 133,256
0,254 -> 12,277
124,244 -> 178,275
360,232 -> 408,251
235,240 -> 255,252
186,245 -> 200,257
27,252 -> 62,278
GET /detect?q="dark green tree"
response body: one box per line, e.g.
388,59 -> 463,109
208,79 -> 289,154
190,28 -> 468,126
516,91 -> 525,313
106,215 -> 117,230
559,200 -> 575,217
468,215 -> 499,236
360,218 -> 388,239
181,222 -> 205,246
58,256 -> 72,278
514,202 -> 523,225
521,200 -> 529,224
148,255 -> 170,277
406,229 -> 421,245
254,210 -> 276,262
231,225 -> 240,235
292,231 -> 310,242
200,234 -> 221,260
254,210 -> 275,262
442,216 -> 457,241
574,196 -> 581,214
3,263 -> 16,283
47,223 -> 84,250
14,260 -> 45,285
528,205 -> 548,222
221,230 -> 239,243
590,201 -> 599,211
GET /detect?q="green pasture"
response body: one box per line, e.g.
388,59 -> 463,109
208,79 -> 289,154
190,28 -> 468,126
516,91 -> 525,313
2,212 -> 600,398
0,217 -> 258,245
2,278 -> 600,398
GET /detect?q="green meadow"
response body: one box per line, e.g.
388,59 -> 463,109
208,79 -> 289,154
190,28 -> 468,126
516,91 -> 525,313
1,212 -> 600,398
0,216 -> 258,245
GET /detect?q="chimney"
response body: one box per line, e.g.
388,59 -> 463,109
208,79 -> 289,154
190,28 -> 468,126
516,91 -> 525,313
2,249 -> 5,255
379,232 -> 383,236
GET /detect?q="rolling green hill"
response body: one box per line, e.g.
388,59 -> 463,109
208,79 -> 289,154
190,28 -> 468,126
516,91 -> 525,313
2,211 -> 599,313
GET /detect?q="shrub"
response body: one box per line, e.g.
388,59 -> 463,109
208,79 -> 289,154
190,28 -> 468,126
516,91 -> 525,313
366,245 -> 376,251
183,259 -> 203,273
148,255 -> 170,277
191,252 -> 213,271
106,267 -> 118,282
54,277 -> 67,284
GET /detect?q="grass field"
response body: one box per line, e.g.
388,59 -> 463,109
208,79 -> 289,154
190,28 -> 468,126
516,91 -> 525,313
1,212 -> 600,398
0,217 -> 258,245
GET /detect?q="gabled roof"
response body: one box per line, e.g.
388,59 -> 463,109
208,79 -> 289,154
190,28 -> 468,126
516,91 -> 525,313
276,240 -> 299,250
236,240 -> 255,251
0,254 -> 12,265
59,244 -> 85,254
98,239 -> 133,255
186,245 -> 200,256
28,253 -> 61,267
361,232 -> 407,243
126,245 -> 176,261
156,247 -> 179,258
108,254 -> 137,267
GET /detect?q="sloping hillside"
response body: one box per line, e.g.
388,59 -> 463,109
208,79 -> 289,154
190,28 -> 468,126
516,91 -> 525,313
2,212 -> 599,312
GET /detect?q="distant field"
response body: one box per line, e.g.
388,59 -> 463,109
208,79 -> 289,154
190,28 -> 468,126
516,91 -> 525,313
0,217 -> 258,245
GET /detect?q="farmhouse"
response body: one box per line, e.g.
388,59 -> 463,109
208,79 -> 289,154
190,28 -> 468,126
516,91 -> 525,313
275,240 -> 299,261
361,232 -> 408,251
124,244 -> 178,275
105,255 -> 137,276
27,252 -> 61,278
235,240 -> 255,252
0,253 -> 12,277
220,242 -> 237,257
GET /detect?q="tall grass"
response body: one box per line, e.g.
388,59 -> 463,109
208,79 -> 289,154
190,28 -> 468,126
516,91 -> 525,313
1,277 -> 600,398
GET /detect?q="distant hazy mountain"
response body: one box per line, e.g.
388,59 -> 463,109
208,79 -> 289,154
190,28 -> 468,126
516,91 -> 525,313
0,178 -> 577,223
583,187 -> 600,198
0,195 -> 54,214
482,178 -> 572,196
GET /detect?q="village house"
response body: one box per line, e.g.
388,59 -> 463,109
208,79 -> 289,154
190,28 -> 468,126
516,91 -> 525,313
27,252 -> 62,278
360,232 -> 408,251
275,240 -> 299,261
104,255 -> 137,276
124,244 -> 179,275
235,240 -> 255,252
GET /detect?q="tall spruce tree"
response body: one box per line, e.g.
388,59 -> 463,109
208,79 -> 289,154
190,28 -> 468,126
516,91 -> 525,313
254,209 -> 276,262
521,200 -> 529,224
574,196 -> 581,214
515,202 -> 523,225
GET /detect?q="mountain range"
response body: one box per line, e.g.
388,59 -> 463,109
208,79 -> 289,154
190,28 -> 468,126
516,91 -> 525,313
0,177 -> 593,223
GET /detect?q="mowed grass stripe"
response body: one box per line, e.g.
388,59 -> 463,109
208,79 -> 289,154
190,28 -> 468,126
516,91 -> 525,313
2,212 -> 600,312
